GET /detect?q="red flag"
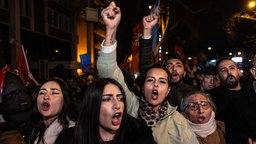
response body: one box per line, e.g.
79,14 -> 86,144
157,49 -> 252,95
131,20 -> 143,74
0,65 -> 10,103
16,45 -> 30,84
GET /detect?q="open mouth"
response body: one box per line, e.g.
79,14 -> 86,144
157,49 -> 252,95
208,85 -> 214,88
112,112 -> 122,126
171,72 -> 178,77
197,116 -> 206,123
227,75 -> 235,81
227,76 -> 236,84
171,72 -> 179,80
152,90 -> 158,95
41,101 -> 50,111
113,112 -> 121,118
152,90 -> 158,100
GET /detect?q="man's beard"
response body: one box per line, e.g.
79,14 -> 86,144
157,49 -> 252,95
223,75 -> 239,88
170,74 -> 183,86
170,70 -> 184,85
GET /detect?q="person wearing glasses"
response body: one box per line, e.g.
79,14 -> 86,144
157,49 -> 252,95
180,91 -> 226,144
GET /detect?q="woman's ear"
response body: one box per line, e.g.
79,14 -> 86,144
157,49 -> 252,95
250,67 -> 256,79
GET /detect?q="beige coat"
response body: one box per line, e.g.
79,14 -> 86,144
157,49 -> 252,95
97,43 -> 199,144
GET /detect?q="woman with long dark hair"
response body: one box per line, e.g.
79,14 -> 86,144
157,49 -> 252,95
29,77 -> 77,144
55,78 -> 155,144
75,78 -> 127,143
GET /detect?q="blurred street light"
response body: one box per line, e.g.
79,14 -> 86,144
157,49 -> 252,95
246,1 -> 256,19
248,1 -> 256,9
149,5 -> 152,10
226,3 -> 256,49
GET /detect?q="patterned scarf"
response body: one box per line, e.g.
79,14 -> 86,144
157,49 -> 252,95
138,98 -> 168,127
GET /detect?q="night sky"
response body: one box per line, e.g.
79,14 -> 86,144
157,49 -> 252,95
115,0 -> 250,63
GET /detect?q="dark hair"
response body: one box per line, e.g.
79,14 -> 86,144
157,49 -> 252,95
200,65 -> 217,75
180,90 -> 216,113
30,77 -> 76,144
215,57 -> 235,70
251,58 -> 256,68
143,63 -> 171,86
163,53 -> 185,66
86,72 -> 98,79
73,78 -> 127,144
67,77 -> 87,102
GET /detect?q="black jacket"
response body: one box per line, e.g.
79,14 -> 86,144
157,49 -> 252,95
0,70 -> 33,130
55,115 -> 156,144
209,84 -> 256,144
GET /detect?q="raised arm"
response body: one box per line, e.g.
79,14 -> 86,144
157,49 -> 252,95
97,2 -> 140,118
142,14 -> 158,37
101,1 -> 120,46
28,72 -> 40,86
139,14 -> 158,80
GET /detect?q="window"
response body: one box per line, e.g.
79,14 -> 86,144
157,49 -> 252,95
48,8 -> 54,26
0,0 -> 9,9
47,0 -> 72,32
20,0 -> 30,16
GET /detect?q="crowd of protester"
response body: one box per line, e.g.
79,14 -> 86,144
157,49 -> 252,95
1,1 -> 256,144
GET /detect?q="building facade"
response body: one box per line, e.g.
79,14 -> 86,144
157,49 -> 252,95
0,0 -> 106,80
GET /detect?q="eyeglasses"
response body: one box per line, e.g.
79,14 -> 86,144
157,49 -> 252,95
186,101 -> 210,111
